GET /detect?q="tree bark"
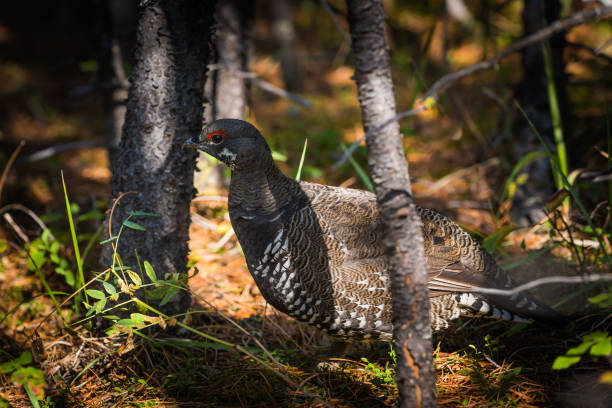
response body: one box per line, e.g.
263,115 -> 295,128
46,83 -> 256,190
270,0 -> 301,92
346,1 -> 437,407
100,0 -> 215,315
198,0 -> 253,193
91,0 -> 130,169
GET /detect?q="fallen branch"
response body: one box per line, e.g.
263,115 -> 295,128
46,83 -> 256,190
470,273 -> 612,297
208,64 -> 312,108
422,5 -> 612,100
18,141 -> 106,163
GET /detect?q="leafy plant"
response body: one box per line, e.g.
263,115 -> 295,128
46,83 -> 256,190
553,331 -> 612,370
0,351 -> 45,406
361,346 -> 397,387
25,229 -> 75,287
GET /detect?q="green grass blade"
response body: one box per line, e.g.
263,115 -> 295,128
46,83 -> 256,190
516,102 -> 611,265
295,138 -> 308,181
542,41 -> 568,192
500,151 -> 547,204
607,110 -> 611,239
61,171 -> 87,309
341,143 -> 374,192
23,383 -> 40,408
24,248 -> 64,321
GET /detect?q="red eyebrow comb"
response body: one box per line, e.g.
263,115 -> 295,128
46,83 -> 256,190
206,129 -> 226,139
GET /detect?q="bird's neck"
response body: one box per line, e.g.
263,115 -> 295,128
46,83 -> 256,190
229,160 -> 297,214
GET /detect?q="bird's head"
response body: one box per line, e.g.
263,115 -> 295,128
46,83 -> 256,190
183,119 -> 272,169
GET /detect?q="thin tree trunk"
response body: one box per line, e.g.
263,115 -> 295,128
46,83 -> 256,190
198,0 -> 253,192
512,0 -> 566,225
91,0 -> 130,169
270,0 -> 300,92
100,0 -> 215,315
346,1 -> 437,407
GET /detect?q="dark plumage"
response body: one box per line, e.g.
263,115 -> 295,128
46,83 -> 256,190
184,119 -> 559,341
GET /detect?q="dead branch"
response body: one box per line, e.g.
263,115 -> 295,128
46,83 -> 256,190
422,5 -> 612,101
470,273 -> 612,297
208,64 -> 312,108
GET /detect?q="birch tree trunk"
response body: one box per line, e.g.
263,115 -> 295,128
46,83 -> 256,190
346,0 -> 437,406
100,0 -> 215,315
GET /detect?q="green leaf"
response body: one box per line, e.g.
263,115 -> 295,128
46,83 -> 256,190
102,281 -> 117,296
128,210 -> 160,217
588,292 -> 612,307
86,289 -> 106,300
94,298 -> 106,313
41,229 -> 51,245
127,270 -> 142,286
123,220 -> 146,231
271,150 -> 287,162
99,236 -> 118,245
552,355 -> 581,370
130,313 -> 148,323
590,337 -> 612,357
566,341 -> 594,356
116,318 -> 143,328
144,261 -> 157,283
584,331 -> 609,342
78,210 -> 104,222
159,286 -> 179,306
15,351 -> 32,366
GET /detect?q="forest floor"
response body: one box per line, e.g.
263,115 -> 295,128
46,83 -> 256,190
1,137 -> 609,407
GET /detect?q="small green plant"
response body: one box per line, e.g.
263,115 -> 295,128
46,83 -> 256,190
0,351 -> 45,407
25,229 -> 75,287
588,287 -> 612,308
360,346 -> 397,387
553,331 -> 612,370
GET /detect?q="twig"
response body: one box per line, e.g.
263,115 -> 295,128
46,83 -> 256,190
566,40 -> 612,63
331,105 -> 427,169
18,141 -> 106,163
209,228 -> 235,251
2,213 -> 29,244
247,75 -> 312,108
189,212 -> 218,231
0,203 -> 55,240
0,140 -> 25,204
319,0 -> 351,47
422,6 -> 612,101
192,195 -> 228,202
470,273 -> 612,297
207,64 -> 312,108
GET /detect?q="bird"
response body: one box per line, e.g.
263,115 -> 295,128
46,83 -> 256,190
184,119 -> 560,341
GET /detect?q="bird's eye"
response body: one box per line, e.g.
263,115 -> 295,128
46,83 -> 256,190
206,129 -> 226,144
211,133 -> 223,144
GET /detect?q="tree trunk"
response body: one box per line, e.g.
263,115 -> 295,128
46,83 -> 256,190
100,0 -> 215,315
346,1 -> 437,407
270,0 -> 300,92
512,0 -> 566,225
92,0 -> 130,169
198,0 -> 253,193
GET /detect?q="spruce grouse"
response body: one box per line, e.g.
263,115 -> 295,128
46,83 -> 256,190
184,119 -> 559,341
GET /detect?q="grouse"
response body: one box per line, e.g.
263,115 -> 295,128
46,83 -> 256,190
184,119 -> 559,341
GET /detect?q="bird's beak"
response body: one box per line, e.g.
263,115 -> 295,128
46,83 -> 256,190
182,137 -> 199,149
